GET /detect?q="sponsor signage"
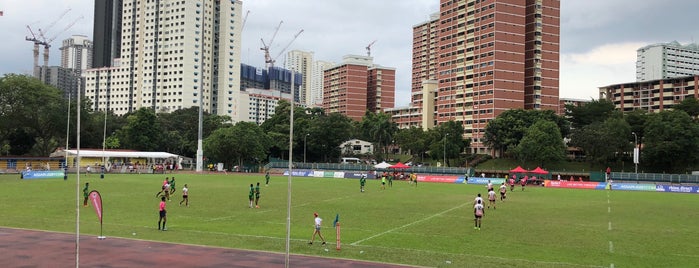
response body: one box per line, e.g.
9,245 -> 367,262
282,170 -> 312,177
344,172 -> 371,179
655,185 -> 699,194
417,175 -> 461,183
611,183 -> 656,192
22,171 -> 65,179
313,171 -> 325,178
323,171 -> 335,178
333,172 -> 345,178
544,180 -> 606,190
467,177 -> 506,185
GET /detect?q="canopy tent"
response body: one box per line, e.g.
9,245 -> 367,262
374,161 -> 391,169
529,167 -> 549,175
509,166 -> 528,173
389,162 -> 410,169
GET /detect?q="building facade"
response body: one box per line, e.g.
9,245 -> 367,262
239,87 -> 292,125
285,50 -> 314,106
399,0 -> 560,153
60,35 -> 93,70
599,75 -> 699,113
323,55 -> 395,121
83,0 -> 243,119
92,0 -> 122,68
636,41 -> 699,82
310,60 -> 335,107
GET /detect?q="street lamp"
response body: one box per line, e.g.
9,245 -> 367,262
443,133 -> 450,167
304,134 -> 309,163
632,132 -> 639,173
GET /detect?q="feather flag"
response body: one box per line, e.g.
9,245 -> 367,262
332,213 -> 339,227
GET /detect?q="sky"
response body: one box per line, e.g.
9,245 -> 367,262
2,0 -> 699,107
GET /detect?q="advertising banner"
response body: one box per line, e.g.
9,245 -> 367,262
313,171 -> 325,178
417,175 -> 462,183
655,185 -> 699,194
544,180 -> 606,190
344,172 -> 369,179
333,172 -> 345,178
282,169 -> 313,177
611,183 -> 656,192
22,171 -> 65,179
467,177 -> 506,185
323,171 -> 335,178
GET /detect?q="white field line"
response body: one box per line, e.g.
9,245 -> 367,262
350,203 -> 468,246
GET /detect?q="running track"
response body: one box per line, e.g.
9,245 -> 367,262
0,227 -> 419,268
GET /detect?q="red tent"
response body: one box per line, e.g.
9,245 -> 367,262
529,167 -> 549,175
389,162 -> 410,169
509,166 -> 527,173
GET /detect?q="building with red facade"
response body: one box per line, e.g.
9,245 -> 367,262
389,0 -> 560,154
323,55 -> 395,121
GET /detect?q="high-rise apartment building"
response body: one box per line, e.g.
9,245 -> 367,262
396,0 -> 560,153
600,75 -> 699,113
60,35 -> 93,70
285,50 -> 314,106
83,0 -> 243,119
636,41 -> 699,82
92,0 -> 122,68
311,60 -> 335,106
323,55 -> 395,121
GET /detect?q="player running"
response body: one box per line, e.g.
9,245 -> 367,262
179,184 -> 189,207
509,176 -> 515,192
308,212 -> 326,245
486,180 -> 494,192
499,182 -> 507,201
169,177 -> 176,195
487,189 -> 496,209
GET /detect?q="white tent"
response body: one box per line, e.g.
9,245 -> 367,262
374,161 -> 391,169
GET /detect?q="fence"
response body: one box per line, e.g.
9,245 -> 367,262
611,172 -> 699,184
265,162 -> 472,175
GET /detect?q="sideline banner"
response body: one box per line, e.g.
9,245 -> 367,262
22,171 -> 65,179
344,172 -> 371,179
611,183 -> 656,192
417,175 -> 463,184
282,169 -> 313,177
467,177 -> 506,185
655,185 -> 699,194
544,180 -> 606,190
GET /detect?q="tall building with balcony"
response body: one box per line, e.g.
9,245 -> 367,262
83,0 -> 243,120
599,75 -> 699,113
92,0 -> 122,68
397,0 -> 560,153
323,55 -> 395,121
285,50 -> 314,106
636,41 -> 699,82
310,60 -> 335,107
60,35 -> 93,71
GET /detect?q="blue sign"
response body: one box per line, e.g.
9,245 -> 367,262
344,172 -> 373,179
655,185 -> 699,194
467,177 -> 506,185
455,176 -> 466,184
611,183 -> 656,192
23,171 -> 65,179
282,169 -> 312,177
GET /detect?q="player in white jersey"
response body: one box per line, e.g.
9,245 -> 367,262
474,199 -> 484,230
474,193 -> 484,206
499,183 -> 507,201
179,184 -> 189,207
487,189 -> 496,209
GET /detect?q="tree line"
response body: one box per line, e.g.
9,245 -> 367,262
3,74 -> 699,173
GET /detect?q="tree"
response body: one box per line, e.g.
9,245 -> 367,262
483,109 -> 569,157
672,97 -> 699,118
204,122 -> 270,169
428,121 -> 469,167
157,107 -> 231,157
512,120 -> 565,166
360,111 -> 398,156
566,99 -> 615,129
306,113 -> 354,162
570,117 -> 631,165
642,110 -> 699,172
394,127 -> 429,162
118,108 -> 163,151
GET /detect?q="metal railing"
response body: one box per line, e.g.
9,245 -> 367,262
611,172 -> 699,184
265,162 -> 472,175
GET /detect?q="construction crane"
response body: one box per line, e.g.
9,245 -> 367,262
260,20 -> 283,69
241,10 -> 250,32
25,25 -> 42,74
38,15 -> 84,68
366,40 -> 377,57
270,29 -> 304,67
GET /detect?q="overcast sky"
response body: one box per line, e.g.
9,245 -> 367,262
2,0 -> 699,107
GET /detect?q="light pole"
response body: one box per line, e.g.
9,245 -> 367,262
304,134 -> 309,163
632,132 -> 638,173
443,133 -> 450,166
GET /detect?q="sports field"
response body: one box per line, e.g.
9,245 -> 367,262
0,173 -> 697,267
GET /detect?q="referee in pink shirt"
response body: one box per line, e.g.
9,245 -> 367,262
158,196 -> 167,231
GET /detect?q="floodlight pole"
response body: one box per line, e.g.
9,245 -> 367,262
632,132 -> 638,174
285,68 -> 295,268
304,133 -> 309,163
195,1 -> 205,172
443,133 -> 449,167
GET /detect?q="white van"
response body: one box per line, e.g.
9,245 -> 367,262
341,157 -> 362,164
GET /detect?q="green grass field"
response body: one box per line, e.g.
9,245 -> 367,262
1,173 -> 697,267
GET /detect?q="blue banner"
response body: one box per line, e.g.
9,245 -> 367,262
282,169 -> 313,177
611,183 -> 656,191
22,171 -> 65,179
467,177 -> 506,185
655,185 -> 699,194
344,172 -> 371,179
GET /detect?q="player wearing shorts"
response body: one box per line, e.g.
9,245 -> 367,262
487,189 -> 496,209
254,182 -> 261,208
179,184 -> 189,207
248,184 -> 254,208
499,183 -> 507,201
381,175 -> 386,190
509,177 -> 515,192
169,177 -> 176,195
521,176 -> 527,191
486,180 -> 494,192
265,171 -> 270,186
158,196 -> 167,231
474,199 -> 484,230
156,177 -> 169,197
360,175 -> 366,192
82,182 -> 89,207
474,193 -> 483,206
